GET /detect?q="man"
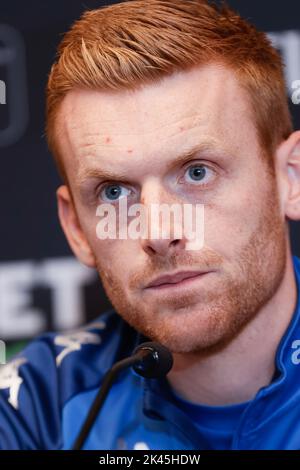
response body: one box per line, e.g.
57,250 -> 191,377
1,0 -> 300,450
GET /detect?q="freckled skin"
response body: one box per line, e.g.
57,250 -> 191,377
56,65 -> 292,359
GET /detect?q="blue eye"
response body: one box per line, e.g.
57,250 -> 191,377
184,164 -> 214,184
99,184 -> 130,202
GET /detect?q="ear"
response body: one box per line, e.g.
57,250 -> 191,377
56,185 -> 96,268
276,130 -> 300,221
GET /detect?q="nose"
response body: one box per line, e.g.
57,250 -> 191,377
142,236 -> 185,257
139,180 -> 187,257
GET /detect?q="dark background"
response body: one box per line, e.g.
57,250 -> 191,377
0,1 -> 299,355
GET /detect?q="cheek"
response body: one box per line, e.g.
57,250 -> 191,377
76,210 -> 125,267
203,187 -> 268,259
92,238 -> 138,282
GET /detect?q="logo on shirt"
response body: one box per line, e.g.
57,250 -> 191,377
0,357 -> 27,409
133,441 -> 150,450
291,339 -> 300,365
54,321 -> 106,366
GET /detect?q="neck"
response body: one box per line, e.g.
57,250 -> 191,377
167,252 -> 298,406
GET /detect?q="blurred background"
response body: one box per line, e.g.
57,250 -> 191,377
0,0 -> 300,359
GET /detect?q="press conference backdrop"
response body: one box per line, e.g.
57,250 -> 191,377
1,0 -> 300,359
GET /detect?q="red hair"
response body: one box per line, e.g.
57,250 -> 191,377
46,0 -> 293,183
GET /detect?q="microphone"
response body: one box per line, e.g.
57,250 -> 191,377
72,341 -> 173,450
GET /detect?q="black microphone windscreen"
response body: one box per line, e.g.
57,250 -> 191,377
132,341 -> 173,379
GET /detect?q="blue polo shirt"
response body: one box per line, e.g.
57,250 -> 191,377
166,381 -> 250,449
0,256 -> 300,450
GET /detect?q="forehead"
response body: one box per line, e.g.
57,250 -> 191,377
56,63 -> 258,182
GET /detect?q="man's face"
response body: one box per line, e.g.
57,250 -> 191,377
57,64 -> 287,354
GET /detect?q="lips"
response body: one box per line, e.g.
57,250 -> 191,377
146,270 -> 209,288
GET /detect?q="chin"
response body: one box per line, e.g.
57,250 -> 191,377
141,316 -> 228,355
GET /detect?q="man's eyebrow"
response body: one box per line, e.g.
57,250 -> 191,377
77,166 -> 129,186
76,140 -> 225,185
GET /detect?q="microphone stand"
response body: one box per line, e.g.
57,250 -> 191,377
72,349 -> 151,450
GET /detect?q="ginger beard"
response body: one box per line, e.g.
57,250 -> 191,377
94,172 -> 287,355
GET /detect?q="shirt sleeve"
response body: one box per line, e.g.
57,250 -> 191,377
0,337 -> 62,450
